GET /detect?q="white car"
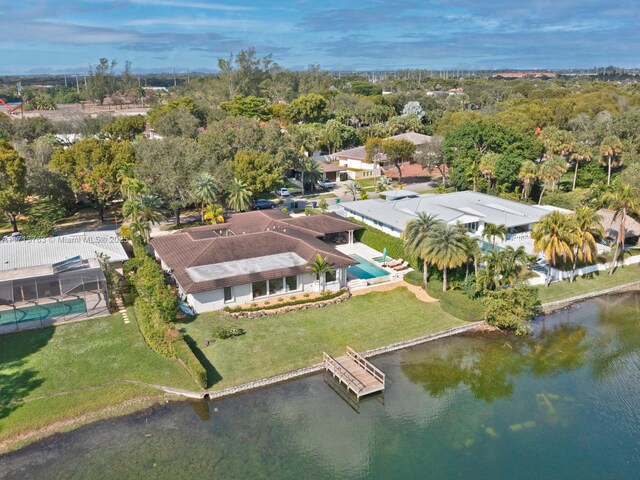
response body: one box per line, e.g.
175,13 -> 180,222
276,187 -> 291,197
318,180 -> 335,189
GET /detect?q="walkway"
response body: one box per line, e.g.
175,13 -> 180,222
351,281 -> 436,303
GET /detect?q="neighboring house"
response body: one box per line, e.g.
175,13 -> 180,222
598,209 -> 640,244
340,191 -> 569,253
332,132 -> 432,180
0,231 -> 128,333
150,210 -> 362,313
312,155 -> 348,184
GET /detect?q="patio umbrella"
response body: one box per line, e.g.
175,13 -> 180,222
382,247 -> 387,264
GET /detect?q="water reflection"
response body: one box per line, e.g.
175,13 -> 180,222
401,324 -> 588,402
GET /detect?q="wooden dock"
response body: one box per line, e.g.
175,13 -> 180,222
323,347 -> 385,400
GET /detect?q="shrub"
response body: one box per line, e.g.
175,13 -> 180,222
133,297 -> 175,357
483,286 -> 541,335
223,289 -> 346,313
303,293 -> 310,298
211,325 -> 246,339
173,338 -> 208,388
21,217 -> 55,238
404,270 -> 423,287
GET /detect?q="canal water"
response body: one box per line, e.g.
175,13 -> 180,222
1,293 -> 640,479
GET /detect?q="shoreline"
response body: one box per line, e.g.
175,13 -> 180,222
2,282 -> 639,455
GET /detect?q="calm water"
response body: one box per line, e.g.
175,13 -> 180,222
2,293 -> 640,479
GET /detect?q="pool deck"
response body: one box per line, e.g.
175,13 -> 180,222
336,243 -> 413,281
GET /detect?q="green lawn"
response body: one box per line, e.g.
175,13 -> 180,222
0,314 -> 194,449
177,288 -> 464,390
537,265 -> 640,304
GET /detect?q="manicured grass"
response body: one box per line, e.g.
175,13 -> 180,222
537,265 -> 640,304
0,314 -> 194,447
177,288 -> 464,390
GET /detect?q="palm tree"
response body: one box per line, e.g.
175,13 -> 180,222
532,211 -> 577,286
120,176 -> 148,200
422,223 -> 468,291
193,172 -> 218,220
570,207 -> 604,281
518,160 -> 538,201
203,203 -> 225,225
601,183 -> 640,273
462,235 -> 482,279
500,246 -> 530,288
479,152 -> 499,189
308,253 -> 333,292
538,156 -> 568,204
482,223 -> 507,247
403,213 -> 442,286
599,135 -> 623,185
570,142 -> 592,190
225,178 -> 253,212
300,157 -> 323,193
122,194 -> 165,241
346,181 -> 359,201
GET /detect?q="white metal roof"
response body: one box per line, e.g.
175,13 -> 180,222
0,231 -> 128,272
186,252 -> 307,282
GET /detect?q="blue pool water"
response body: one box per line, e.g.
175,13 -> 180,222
0,299 -> 87,326
347,254 -> 389,279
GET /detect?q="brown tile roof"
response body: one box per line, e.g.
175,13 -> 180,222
151,212 -> 360,294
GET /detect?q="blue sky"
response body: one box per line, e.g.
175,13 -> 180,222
1,0 -> 639,74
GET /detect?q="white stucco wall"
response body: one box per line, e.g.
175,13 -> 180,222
184,269 -> 348,313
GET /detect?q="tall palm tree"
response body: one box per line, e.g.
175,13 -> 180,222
570,207 -> 604,281
482,223 -> 507,247
346,181 -> 359,201
403,213 -> 442,286
309,253 -> 333,292
570,142 -> 592,190
225,178 -> 253,212
479,152 -> 499,189
203,203 -> 225,225
532,211 -> 577,286
518,160 -> 538,201
422,223 -> 468,291
193,172 -> 218,220
538,156 -> 568,204
300,157 -> 323,193
601,183 -> 640,273
120,176 -> 148,200
462,235 -> 482,279
599,135 -> 623,185
501,245 -> 531,288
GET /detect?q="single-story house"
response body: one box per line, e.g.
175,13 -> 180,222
340,190 -> 566,246
598,209 -> 640,244
332,132 -> 432,180
150,210 -> 363,313
0,231 -> 128,333
313,156 -> 348,183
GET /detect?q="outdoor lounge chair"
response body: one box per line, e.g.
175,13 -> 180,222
392,261 -> 409,271
386,258 -> 402,268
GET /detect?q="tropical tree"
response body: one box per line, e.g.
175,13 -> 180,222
570,142 -> 592,191
120,176 -> 148,200
308,253 -> 333,292
346,181 -> 359,201
300,157 -> 323,193
479,152 -> 499,189
376,176 -> 392,192
601,183 -> 640,273
570,207 -> 604,281
531,211 -> 577,286
0,140 -> 28,232
538,156 -> 568,204
518,160 -> 538,201
203,203 -> 225,225
403,213 -> 442,286
225,178 -> 253,212
422,223 -> 468,291
122,194 -> 165,241
599,135 -> 623,185
193,172 -> 218,220
482,223 -> 507,247
380,138 -> 416,183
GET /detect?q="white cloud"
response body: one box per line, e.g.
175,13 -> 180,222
126,16 -> 292,31
129,0 -> 254,11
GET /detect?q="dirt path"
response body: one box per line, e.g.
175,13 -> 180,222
351,282 -> 436,302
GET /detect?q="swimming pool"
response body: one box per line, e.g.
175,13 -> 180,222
0,299 -> 87,326
347,254 -> 389,280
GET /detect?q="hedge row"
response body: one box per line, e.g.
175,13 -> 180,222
223,289 -> 347,313
127,239 -> 208,389
349,218 -> 419,269
173,338 -> 208,389
426,280 -> 485,322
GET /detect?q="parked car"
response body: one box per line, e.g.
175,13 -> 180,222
318,180 -> 335,189
250,199 -> 276,210
275,187 -> 291,197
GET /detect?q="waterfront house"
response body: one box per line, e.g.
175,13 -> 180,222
150,210 -> 362,313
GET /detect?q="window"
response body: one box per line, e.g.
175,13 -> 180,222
285,275 -> 298,292
269,277 -> 284,296
224,286 -> 233,303
325,270 -> 337,283
252,281 -> 267,298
